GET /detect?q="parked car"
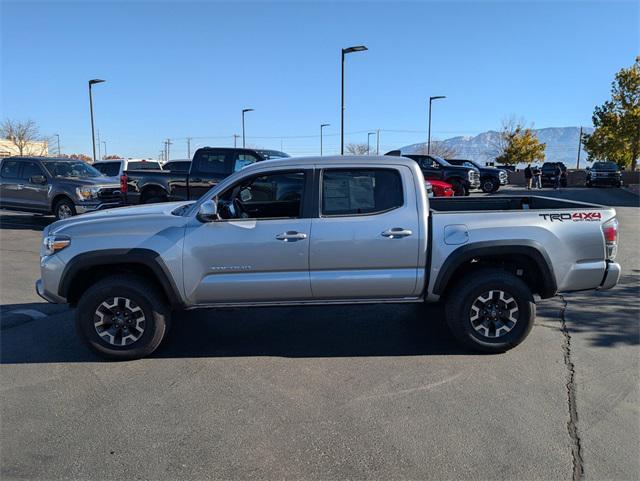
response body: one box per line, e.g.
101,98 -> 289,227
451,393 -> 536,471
586,162 -> 623,188
385,151 -> 480,196
36,155 -> 620,360
162,160 -> 191,172
93,158 -> 163,177
429,179 -> 455,197
541,162 -> 568,187
446,159 -> 508,193
121,147 -> 290,204
0,156 -> 122,220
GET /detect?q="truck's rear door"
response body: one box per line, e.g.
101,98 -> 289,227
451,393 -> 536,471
309,166 -> 421,299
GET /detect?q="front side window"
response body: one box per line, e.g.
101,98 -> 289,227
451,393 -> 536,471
321,169 -> 403,216
20,161 -> 44,180
1,160 -> 20,178
234,153 -> 260,172
218,171 -> 305,220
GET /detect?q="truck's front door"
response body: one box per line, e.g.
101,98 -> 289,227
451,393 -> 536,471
183,168 -> 313,304
309,166 -> 421,299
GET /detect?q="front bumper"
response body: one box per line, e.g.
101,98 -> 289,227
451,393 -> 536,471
75,201 -> 123,214
36,279 -> 66,304
598,262 -> 621,290
589,177 -> 622,186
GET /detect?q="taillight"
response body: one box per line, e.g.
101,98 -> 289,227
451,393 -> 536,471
602,218 -> 618,260
120,174 -> 128,193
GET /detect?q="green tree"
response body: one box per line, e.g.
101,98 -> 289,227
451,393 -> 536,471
583,57 -> 640,170
494,120 -> 546,166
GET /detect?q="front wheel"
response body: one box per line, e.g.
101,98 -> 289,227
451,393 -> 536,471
449,179 -> 467,196
54,198 -> 76,220
481,178 -> 497,193
76,275 -> 171,360
445,269 -> 535,353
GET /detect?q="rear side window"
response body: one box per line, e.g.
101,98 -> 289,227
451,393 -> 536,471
164,161 -> 190,172
195,151 -> 231,175
94,162 -> 121,176
321,169 -> 403,216
20,161 -> 44,180
1,160 -> 20,178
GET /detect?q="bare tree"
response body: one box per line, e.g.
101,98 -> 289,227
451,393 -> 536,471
486,116 -> 523,159
0,119 -> 48,156
345,143 -> 371,155
414,141 -> 458,159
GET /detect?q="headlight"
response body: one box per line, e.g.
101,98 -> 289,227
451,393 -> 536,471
43,235 -> 71,256
76,186 -> 100,200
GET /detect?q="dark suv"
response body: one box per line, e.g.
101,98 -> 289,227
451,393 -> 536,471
586,162 -> 623,188
386,151 -> 480,196
446,159 -> 508,193
0,157 -> 122,220
541,162 -> 568,187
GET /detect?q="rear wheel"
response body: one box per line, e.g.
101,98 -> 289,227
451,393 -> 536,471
76,275 -> 170,360
54,198 -> 76,220
450,179 -> 466,196
445,269 -> 535,353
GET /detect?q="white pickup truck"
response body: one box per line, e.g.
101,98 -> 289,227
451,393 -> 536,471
36,156 -> 621,360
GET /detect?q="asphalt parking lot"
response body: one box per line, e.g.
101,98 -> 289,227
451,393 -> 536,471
1,186 -> 638,481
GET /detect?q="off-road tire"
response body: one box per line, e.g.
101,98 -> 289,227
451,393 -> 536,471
445,269 -> 535,353
76,275 -> 171,360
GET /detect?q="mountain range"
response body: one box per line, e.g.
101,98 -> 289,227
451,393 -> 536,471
401,127 -> 594,167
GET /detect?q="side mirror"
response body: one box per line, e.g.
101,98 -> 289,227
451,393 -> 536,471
197,199 -> 219,222
30,175 -> 47,185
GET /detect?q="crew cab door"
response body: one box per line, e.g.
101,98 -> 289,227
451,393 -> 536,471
16,161 -> 49,211
182,168 -> 313,304
309,166 -> 421,299
0,159 -> 22,208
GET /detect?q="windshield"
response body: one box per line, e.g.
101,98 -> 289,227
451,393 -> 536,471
592,162 -> 618,171
431,155 -> 451,166
256,150 -> 290,160
43,161 -> 103,178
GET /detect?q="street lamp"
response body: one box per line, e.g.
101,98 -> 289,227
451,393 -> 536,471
427,95 -> 446,155
320,123 -> 330,156
341,45 -> 367,155
88,79 -> 105,162
242,108 -> 254,148
367,132 -> 376,155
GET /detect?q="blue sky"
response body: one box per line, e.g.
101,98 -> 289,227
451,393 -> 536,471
1,0 -> 638,158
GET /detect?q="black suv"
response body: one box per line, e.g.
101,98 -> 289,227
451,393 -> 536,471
0,156 -> 122,220
385,151 -> 480,196
586,161 -> 623,188
446,159 -> 508,193
540,162 -> 568,187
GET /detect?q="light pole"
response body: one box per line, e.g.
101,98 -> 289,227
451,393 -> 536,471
367,132 -> 376,155
376,129 -> 380,155
102,141 -> 107,159
242,108 -> 254,148
427,95 -> 446,154
341,45 -> 367,155
320,123 -> 330,156
576,126 -> 583,169
233,134 -> 240,148
88,79 -> 105,162
55,134 -> 61,155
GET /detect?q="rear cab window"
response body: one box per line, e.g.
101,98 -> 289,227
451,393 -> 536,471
94,162 -> 121,176
127,161 -> 162,170
194,151 -> 232,175
321,169 -> 404,216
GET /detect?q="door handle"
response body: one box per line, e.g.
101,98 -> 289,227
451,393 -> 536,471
381,228 -> 413,238
276,231 -> 307,242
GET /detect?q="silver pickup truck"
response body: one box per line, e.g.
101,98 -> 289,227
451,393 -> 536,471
36,156 -> 621,360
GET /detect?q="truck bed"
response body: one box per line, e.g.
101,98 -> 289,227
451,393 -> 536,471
430,195 -> 603,212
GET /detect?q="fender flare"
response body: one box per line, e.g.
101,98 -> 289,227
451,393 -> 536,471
59,248 -> 183,307
432,240 -> 557,298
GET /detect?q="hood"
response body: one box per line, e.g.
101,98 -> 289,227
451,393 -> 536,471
53,176 -> 120,187
49,201 -> 193,234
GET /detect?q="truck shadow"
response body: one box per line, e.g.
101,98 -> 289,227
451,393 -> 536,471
0,212 -> 53,232
0,303 -> 468,364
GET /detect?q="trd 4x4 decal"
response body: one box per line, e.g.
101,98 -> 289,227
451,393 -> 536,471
539,212 -> 602,222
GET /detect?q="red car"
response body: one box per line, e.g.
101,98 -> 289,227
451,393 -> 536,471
428,179 -> 455,197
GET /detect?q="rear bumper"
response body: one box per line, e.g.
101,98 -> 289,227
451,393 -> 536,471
598,262 -> 621,290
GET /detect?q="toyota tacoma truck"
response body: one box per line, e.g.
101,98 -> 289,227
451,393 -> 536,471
36,155 -> 621,360
121,147 -> 289,204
